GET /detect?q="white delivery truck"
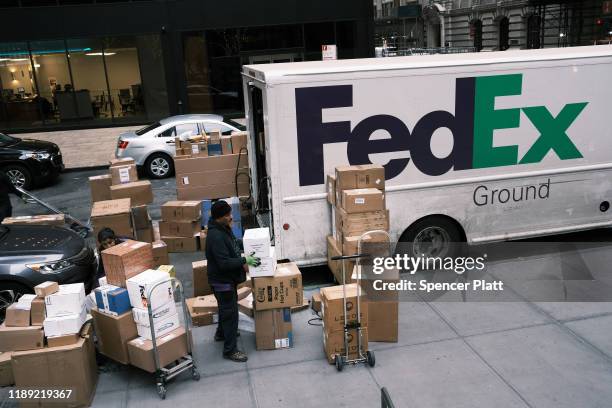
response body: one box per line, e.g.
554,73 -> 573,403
241,45 -> 612,266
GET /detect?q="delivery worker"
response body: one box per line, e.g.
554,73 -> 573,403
206,200 -> 260,363
0,170 -> 25,223
96,228 -> 125,282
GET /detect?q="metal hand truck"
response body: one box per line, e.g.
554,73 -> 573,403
147,278 -> 200,400
330,229 -> 391,372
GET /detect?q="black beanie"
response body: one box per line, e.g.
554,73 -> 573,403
98,227 -> 116,243
211,200 -> 232,219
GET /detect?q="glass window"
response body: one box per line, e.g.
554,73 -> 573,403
202,122 -> 232,135
159,126 -> 176,138
175,123 -> 199,138
336,21 -> 356,59
184,33 -> 214,113
472,20 -> 483,51
499,17 -> 510,51
526,15 -> 541,49
136,121 -> 161,136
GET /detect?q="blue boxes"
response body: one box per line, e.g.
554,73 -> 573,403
202,198 -> 243,238
207,143 -> 222,156
94,285 -> 132,316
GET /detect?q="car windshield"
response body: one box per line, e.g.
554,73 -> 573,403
0,133 -> 17,146
135,122 -> 162,136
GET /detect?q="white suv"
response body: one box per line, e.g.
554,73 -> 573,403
115,114 -> 242,178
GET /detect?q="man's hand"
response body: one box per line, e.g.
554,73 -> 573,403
245,255 -> 261,267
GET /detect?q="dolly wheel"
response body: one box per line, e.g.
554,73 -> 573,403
367,351 -> 376,367
192,368 -> 201,381
335,355 -> 344,372
157,383 -> 167,400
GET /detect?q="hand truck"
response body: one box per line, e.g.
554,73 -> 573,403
147,278 -> 200,400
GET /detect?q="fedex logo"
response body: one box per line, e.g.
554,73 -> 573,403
295,74 -> 587,186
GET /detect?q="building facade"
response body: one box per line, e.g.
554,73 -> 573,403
0,0 -> 374,133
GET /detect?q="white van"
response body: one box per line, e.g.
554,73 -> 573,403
241,45 -> 612,266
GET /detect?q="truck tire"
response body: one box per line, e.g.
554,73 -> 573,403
145,153 -> 174,179
398,216 -> 464,259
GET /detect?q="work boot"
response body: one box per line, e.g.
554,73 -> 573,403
214,331 -> 240,342
223,350 -> 248,362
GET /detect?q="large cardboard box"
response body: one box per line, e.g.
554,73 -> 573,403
320,284 -> 368,333
88,174 -> 112,203
192,260 -> 212,296
231,131 -> 248,154
127,327 -> 189,373
110,180 -> 153,206
367,301 -> 399,342
34,281 -> 58,297
5,303 -> 30,327
126,269 -> 173,310
11,325 -> 97,408
254,308 -> 293,350
91,198 -> 133,240
323,327 -> 369,364
159,220 -> 201,237
185,298 -> 215,327
152,240 -> 169,267
163,235 -> 199,252
110,163 -> 138,185
43,309 -> 87,337
342,233 -> 390,257
176,182 -> 249,200
252,262 -> 303,311
0,324 -> 44,352
335,207 -> 389,248
0,352 -> 13,386
174,153 -> 248,174
335,164 -> 385,192
2,214 -> 65,226
161,201 -> 201,221
91,309 -> 137,365
341,188 -> 385,214
101,240 -> 154,287
176,169 -> 247,188
45,283 -> 86,317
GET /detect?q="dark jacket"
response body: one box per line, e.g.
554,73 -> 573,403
206,219 -> 246,285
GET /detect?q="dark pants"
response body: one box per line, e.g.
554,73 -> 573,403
213,286 -> 238,355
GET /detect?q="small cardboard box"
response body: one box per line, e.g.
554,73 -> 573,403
0,324 -> 44,352
5,303 -> 30,327
243,227 -> 271,258
110,164 -> 138,185
91,309 -> 137,365
248,246 -> 277,278
34,281 -> 59,297
45,283 -> 86,317
161,201 -> 201,221
136,312 -> 180,340
126,269 -> 173,310
192,260 -> 212,296
323,327 -> 369,364
43,308 -> 87,337
110,157 -> 135,167
127,328 -> 189,373
238,293 -> 254,317
30,298 -> 46,326
94,285 -> 132,316
159,220 -> 201,237
220,135 -> 233,155
192,295 -> 218,314
335,164 -> 385,192
367,301 -> 399,342
252,262 -> 303,311
231,131 -> 248,154
47,333 -> 81,348
2,214 -> 65,226
101,240 -> 154,288
91,198 -> 133,240
110,180 -> 154,206
0,352 -> 14,386
320,284 -> 368,333
152,240 -> 169,267
341,188 -> 385,214
89,174 -> 113,203
186,298 -> 215,327
163,235 -> 199,252
254,308 -> 293,350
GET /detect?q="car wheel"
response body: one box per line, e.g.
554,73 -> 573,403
4,164 -> 32,190
0,282 -> 32,322
145,153 -> 174,179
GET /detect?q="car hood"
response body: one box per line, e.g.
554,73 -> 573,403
7,138 -> 59,153
0,225 -> 84,258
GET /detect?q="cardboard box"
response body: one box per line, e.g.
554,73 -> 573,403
30,298 -> 46,326
327,174 -> 336,206
367,301 -> 398,342
110,157 -> 135,167
126,269 -> 173,310
342,233 -> 390,257
220,135 -> 233,155
163,235 -> 199,252
252,262 -> 303,311
335,164 -> 385,192
237,286 -> 251,301
101,240 -> 154,288
2,214 -> 65,226
94,285 -> 132,316
89,174 -> 113,203
323,327 -> 369,364
45,283 -> 86,317
311,293 -> 322,313
192,260 -> 212,296
320,284 -> 368,333
131,205 -> 151,229
110,164 -> 138,185
135,224 -> 154,243
207,143 -> 222,156
192,295 -> 218,314
34,281 -> 58,297
341,188 -> 385,214
161,201 -> 201,221
5,303 -> 30,327
132,301 -> 177,327
243,227 -> 271,258
238,293 -> 254,317
174,153 -> 248,175
44,309 -> 87,337
136,312 -> 180,340
248,246 -> 277,278
208,130 -> 221,143
159,220 -> 201,237
176,182 -> 249,200
152,240 -> 169,267
177,169 -> 249,188
47,333 -> 80,348
199,231 -> 207,252
11,324 -> 97,407
91,198 -> 133,240
231,131 -> 248,154
0,324 -> 44,352
110,180 -> 153,206
0,352 -> 13,386
254,308 -> 293,350
127,327 -> 189,373
185,298 -> 215,327
335,207 -> 389,247
91,309 -> 137,365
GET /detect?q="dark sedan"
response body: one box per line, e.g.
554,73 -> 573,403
0,132 -> 64,190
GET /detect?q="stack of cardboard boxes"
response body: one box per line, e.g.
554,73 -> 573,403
160,201 -> 203,252
89,157 -> 153,207
174,131 -> 250,200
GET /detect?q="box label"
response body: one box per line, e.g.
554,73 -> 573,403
355,198 -> 365,204
182,177 -> 189,185
119,168 -> 130,183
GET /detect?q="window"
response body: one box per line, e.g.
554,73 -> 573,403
175,123 -> 199,138
498,17 -> 510,51
526,15 -> 541,49
202,122 -> 232,135
0,42 -> 38,128
136,121 -> 161,136
472,20 -> 483,51
159,127 -> 176,138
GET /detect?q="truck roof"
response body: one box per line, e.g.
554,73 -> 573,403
243,45 -> 612,84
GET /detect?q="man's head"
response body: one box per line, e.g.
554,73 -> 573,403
211,200 -> 233,227
98,228 -> 118,250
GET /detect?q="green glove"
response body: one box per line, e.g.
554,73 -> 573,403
245,255 -> 261,267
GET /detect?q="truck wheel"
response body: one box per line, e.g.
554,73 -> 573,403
4,164 -> 32,190
146,153 -> 174,179
399,216 -> 463,259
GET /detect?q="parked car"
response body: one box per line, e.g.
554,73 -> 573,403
0,132 -> 64,190
0,224 -> 98,301
115,114 -> 245,179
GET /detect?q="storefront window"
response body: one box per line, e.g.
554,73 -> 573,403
0,42 -> 39,129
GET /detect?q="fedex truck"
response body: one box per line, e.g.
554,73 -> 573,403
241,45 -> 612,266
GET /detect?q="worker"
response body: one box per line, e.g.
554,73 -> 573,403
96,228 -> 124,282
0,170 -> 25,224
206,200 -> 260,363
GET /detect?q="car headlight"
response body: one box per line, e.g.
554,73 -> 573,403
27,259 -> 73,274
21,151 -> 51,161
